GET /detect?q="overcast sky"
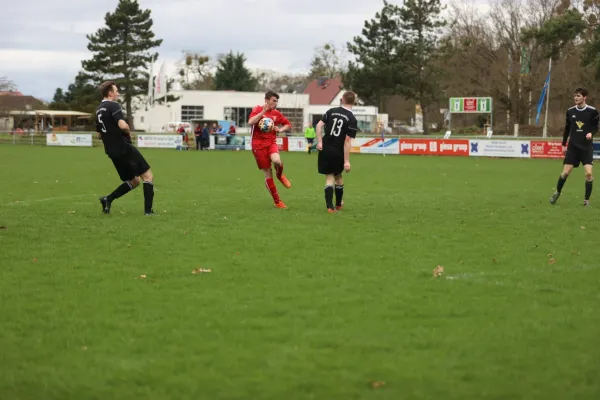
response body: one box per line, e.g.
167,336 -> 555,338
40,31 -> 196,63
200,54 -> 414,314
1,0 -> 490,101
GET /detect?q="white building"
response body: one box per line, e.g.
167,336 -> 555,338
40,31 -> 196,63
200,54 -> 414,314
134,90 -> 309,133
134,77 -> 388,133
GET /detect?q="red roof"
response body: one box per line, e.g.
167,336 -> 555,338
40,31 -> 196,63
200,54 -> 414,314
0,91 -> 24,96
303,77 -> 343,105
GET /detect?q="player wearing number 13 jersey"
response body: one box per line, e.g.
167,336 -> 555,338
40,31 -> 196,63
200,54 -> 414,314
95,81 -> 155,215
316,91 -> 358,212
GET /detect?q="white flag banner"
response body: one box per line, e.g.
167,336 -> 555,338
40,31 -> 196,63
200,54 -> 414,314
154,62 -> 166,97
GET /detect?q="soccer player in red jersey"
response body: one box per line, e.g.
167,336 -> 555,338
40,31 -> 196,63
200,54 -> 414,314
248,91 -> 292,208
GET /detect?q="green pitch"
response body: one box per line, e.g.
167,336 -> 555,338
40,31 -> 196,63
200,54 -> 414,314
1,146 -> 599,400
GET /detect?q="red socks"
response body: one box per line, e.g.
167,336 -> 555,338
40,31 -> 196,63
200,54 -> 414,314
265,178 -> 280,203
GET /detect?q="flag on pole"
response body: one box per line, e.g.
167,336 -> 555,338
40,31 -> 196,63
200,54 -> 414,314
520,46 -> 530,76
535,70 -> 551,125
147,55 -> 154,107
154,62 -> 167,98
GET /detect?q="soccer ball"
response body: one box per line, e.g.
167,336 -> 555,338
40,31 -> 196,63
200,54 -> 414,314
258,117 -> 274,132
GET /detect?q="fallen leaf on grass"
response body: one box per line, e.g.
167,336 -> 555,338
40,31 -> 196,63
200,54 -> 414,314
183,231 -> 189,235
547,253 -> 553,258
370,381 -> 386,389
433,265 -> 444,278
67,210 -> 75,214
581,226 -> 586,230
492,258 -> 497,263
32,258 -> 37,263
236,252 -> 240,256
571,251 -> 579,255
548,258 -> 556,264
192,268 -> 212,274
139,274 -> 147,279
126,244 -> 131,248
0,225 -> 6,230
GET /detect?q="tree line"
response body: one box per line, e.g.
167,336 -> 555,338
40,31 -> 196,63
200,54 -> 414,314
31,0 -> 600,134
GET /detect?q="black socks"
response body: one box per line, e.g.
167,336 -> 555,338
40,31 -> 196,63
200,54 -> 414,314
143,181 -> 154,213
108,181 -> 132,201
324,185 -> 334,209
585,180 -> 593,200
335,184 -> 344,207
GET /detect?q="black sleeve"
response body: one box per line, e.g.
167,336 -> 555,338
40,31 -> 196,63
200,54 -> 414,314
109,102 -> 125,122
562,110 -> 570,146
591,109 -> 599,136
95,111 -> 101,133
347,117 -> 358,139
320,110 -> 329,124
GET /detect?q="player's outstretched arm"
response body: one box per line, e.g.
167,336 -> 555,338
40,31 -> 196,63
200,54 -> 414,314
316,120 -> 325,150
276,113 -> 291,133
562,110 -> 571,147
343,136 -> 351,172
248,103 -> 268,126
591,109 -> 599,138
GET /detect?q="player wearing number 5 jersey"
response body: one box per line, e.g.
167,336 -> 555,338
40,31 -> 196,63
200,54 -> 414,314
95,81 -> 155,215
316,91 -> 358,212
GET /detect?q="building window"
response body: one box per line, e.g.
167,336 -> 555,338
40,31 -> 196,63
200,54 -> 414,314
355,115 -> 376,132
277,108 -> 303,132
181,105 -> 204,121
224,107 -> 253,128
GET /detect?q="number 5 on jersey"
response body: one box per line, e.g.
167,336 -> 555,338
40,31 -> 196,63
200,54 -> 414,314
98,114 -> 107,133
330,117 -> 343,136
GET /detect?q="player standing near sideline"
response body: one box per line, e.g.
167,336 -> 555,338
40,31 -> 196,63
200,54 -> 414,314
316,91 -> 358,212
248,91 -> 292,209
96,81 -> 155,215
550,87 -> 599,206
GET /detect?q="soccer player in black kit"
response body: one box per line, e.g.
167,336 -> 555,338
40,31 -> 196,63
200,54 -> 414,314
316,91 -> 358,212
96,81 -> 155,215
550,87 -> 599,206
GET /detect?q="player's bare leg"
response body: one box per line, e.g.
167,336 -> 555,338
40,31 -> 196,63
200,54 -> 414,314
551,164 -> 574,204
270,153 -> 291,188
100,176 -> 140,214
324,174 -> 336,212
140,169 -> 155,215
334,174 -> 344,210
263,167 -> 286,208
584,164 -> 593,206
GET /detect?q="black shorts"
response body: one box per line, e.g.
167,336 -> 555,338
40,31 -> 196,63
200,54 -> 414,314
318,148 -> 344,175
564,146 -> 593,167
306,138 -> 314,144
111,146 -> 151,181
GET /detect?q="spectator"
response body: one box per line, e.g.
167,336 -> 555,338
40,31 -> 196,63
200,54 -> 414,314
201,123 -> 210,150
304,123 -> 316,154
228,123 -> 236,135
194,123 -> 202,150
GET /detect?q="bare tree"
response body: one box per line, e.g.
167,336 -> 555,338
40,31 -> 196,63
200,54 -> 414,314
0,76 -> 16,92
309,42 -> 348,79
177,52 -> 214,90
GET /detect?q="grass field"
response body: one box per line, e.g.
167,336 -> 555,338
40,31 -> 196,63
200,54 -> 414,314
1,145 -> 599,400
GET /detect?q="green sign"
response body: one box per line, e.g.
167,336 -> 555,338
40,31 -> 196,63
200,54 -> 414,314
449,97 -> 492,113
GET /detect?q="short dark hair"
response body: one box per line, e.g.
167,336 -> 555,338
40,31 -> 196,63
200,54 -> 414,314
342,91 -> 356,105
575,87 -> 588,97
99,81 -> 116,98
265,90 -> 279,100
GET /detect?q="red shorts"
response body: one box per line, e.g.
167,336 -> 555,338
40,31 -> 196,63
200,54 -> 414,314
252,143 -> 279,169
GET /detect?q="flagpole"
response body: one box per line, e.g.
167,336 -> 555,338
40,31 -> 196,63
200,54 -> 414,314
542,57 -> 552,138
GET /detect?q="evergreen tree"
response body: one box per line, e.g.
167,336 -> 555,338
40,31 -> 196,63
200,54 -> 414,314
396,0 -> 447,134
81,0 -> 162,127
344,1 -> 406,109
49,72 -> 98,114
213,51 -> 258,91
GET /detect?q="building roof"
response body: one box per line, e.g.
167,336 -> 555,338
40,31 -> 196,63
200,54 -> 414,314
0,95 -> 45,111
303,76 -> 343,105
0,90 -> 24,96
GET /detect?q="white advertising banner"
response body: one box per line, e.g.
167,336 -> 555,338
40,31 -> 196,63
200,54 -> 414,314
288,137 -> 308,152
468,139 -> 531,158
137,134 -> 182,149
46,133 -> 92,147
